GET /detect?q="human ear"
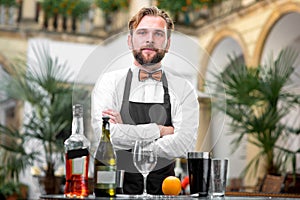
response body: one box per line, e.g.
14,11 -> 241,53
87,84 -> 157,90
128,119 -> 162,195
127,34 -> 133,50
165,38 -> 171,53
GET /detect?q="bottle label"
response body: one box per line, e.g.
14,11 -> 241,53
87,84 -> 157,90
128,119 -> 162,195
67,148 -> 89,159
67,149 -> 89,175
95,166 -> 116,184
72,157 -> 85,174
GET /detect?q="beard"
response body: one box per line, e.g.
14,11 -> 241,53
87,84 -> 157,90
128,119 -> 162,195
133,45 -> 166,67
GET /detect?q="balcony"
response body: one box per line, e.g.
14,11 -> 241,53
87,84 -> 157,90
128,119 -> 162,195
160,0 -> 259,35
0,0 -> 130,43
0,0 -> 260,41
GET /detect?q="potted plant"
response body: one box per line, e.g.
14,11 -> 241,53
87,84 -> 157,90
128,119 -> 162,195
210,48 -> 300,179
0,0 -> 18,7
95,0 -> 129,30
0,125 -> 34,199
156,0 -> 220,25
0,41 -> 74,194
71,0 -> 92,32
0,181 -> 29,200
71,0 -> 91,19
95,0 -> 129,13
40,0 -> 92,31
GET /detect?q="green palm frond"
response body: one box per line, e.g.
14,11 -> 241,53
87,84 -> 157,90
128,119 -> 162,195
240,150 -> 265,178
0,41 -> 76,184
0,124 -> 39,182
211,47 -> 300,177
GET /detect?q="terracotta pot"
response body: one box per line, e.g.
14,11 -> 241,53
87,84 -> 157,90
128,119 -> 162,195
5,184 -> 28,200
6,194 -> 18,200
38,176 -> 64,194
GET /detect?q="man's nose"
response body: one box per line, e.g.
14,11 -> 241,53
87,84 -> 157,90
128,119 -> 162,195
146,32 -> 154,43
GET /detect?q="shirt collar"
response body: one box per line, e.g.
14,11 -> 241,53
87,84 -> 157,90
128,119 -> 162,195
130,64 -> 164,73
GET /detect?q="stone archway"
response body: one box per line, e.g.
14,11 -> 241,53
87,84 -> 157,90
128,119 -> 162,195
246,2 -> 300,185
199,28 -> 248,178
257,8 -> 300,174
253,2 -> 300,66
199,28 -> 249,91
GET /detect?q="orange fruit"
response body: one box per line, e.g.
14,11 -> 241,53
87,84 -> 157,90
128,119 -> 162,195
162,176 -> 181,195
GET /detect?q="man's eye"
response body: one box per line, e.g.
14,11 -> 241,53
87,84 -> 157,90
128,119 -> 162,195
137,30 -> 147,35
155,32 -> 164,37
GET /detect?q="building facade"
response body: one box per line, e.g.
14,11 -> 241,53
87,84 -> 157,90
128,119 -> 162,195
196,0 -> 300,185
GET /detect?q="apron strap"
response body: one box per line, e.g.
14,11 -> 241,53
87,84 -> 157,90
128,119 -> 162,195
120,69 -> 136,125
120,69 -> 170,124
161,72 -> 169,96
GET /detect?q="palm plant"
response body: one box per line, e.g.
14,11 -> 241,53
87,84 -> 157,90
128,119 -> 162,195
210,48 -> 300,177
0,125 -> 36,198
0,0 -> 19,7
0,125 -> 37,181
0,41 -> 74,194
95,0 -> 129,14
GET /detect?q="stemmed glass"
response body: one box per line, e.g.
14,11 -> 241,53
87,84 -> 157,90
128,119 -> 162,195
133,140 -> 157,197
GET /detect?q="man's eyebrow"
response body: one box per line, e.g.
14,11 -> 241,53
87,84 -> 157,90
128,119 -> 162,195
155,29 -> 165,33
135,28 -> 166,32
135,28 -> 147,32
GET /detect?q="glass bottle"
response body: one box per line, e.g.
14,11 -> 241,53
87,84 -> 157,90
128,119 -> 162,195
174,158 -> 184,194
94,116 -> 117,197
64,104 -> 90,198
174,158 -> 183,180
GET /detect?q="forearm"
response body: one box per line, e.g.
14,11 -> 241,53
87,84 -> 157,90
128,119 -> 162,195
110,123 -> 161,150
154,86 -> 199,159
155,124 -> 198,159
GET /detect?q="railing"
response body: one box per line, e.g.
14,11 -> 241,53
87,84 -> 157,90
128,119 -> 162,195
175,0 -> 256,28
0,1 -> 129,38
210,0 -> 242,19
0,0 -> 259,37
0,5 -> 21,27
37,10 -> 129,36
38,11 -> 95,34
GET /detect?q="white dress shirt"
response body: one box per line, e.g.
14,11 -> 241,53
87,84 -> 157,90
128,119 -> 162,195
91,65 -> 199,159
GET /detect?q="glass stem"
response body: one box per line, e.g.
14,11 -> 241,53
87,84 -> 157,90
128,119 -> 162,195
143,174 -> 147,195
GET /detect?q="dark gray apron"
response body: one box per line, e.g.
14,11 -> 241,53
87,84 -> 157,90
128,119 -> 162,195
117,69 -> 175,195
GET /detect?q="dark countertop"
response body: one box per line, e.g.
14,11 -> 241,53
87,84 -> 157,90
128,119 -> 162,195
40,192 -> 300,200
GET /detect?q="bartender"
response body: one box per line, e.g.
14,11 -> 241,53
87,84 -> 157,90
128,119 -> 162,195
92,6 -> 199,195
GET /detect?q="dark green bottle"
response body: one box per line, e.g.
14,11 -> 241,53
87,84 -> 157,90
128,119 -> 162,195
94,116 -> 117,197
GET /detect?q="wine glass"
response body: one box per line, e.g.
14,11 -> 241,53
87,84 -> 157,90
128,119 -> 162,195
133,140 -> 157,197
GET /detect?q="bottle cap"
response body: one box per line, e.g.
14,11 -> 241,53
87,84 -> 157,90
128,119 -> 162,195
102,116 -> 110,121
73,104 -> 83,116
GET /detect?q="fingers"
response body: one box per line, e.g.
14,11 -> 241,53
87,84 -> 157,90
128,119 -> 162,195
158,125 -> 174,137
102,109 -> 123,124
164,126 -> 174,136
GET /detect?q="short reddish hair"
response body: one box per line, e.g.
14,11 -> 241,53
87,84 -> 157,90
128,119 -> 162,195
128,6 -> 174,38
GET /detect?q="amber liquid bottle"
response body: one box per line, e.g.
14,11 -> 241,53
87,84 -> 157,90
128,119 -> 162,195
64,104 -> 90,198
94,116 -> 117,197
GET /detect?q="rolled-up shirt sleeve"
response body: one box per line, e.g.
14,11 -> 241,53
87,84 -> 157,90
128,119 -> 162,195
110,123 -> 160,150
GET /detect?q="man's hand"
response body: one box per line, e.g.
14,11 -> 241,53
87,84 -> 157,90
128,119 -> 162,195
158,125 -> 174,137
102,109 -> 123,124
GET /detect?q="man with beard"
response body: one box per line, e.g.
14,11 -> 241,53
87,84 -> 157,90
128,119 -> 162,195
92,6 -> 199,195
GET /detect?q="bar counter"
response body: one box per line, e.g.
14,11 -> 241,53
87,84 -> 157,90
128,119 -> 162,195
40,192 -> 300,200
